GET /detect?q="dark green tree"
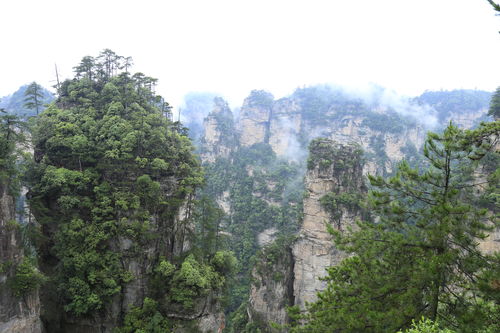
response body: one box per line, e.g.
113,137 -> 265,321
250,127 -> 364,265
290,122 -> 500,333
486,0 -> 500,13
488,87 -> 500,119
193,195 -> 225,258
0,108 -> 26,193
23,81 -> 44,115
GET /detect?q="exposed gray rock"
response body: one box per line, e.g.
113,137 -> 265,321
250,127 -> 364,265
0,184 -> 42,333
248,243 -> 294,332
292,140 -> 366,309
200,97 -> 237,163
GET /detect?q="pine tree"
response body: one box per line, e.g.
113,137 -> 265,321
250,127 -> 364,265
290,122 -> 500,333
0,108 -> 26,194
488,87 -> 500,119
23,81 -> 44,115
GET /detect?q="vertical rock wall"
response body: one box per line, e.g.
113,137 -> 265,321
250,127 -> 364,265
248,243 -> 294,331
292,139 -> 366,309
200,97 -> 237,164
0,185 -> 42,333
239,91 -> 274,147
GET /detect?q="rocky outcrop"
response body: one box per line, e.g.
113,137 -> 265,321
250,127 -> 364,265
268,98 -> 303,160
245,140 -> 367,328
292,139 -> 366,309
239,91 -> 274,147
444,109 -> 489,131
200,97 -> 237,163
248,240 -> 294,331
0,185 -> 42,333
237,89 -> 428,176
38,195 -> 224,333
197,88 -> 494,330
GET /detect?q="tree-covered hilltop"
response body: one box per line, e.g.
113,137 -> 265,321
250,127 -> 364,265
26,49 -> 234,332
0,84 -> 53,118
414,89 -> 492,121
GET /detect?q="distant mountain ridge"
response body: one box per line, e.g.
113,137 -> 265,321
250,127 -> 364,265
0,84 -> 54,117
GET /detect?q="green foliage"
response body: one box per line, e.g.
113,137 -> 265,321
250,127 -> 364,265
246,90 -> 274,108
23,81 -> 45,116
0,84 -> 53,118
115,297 -> 172,333
28,50 -> 203,317
211,250 -> 238,276
290,122 -> 500,333
256,235 -> 295,269
320,191 -> 364,226
0,109 -> 27,196
202,142 -> 304,323
0,260 -> 13,273
488,87 -> 500,119
292,85 -> 413,134
414,89 -> 492,121
293,85 -> 358,125
307,138 -> 364,171
156,259 -> 175,278
191,195 -> 225,258
9,257 -> 46,297
486,0 -> 500,13
360,110 -> 408,133
226,302 -> 265,333
398,318 -> 455,333
169,254 -> 224,309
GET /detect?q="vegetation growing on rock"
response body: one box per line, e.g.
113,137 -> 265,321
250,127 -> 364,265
21,50 -> 235,331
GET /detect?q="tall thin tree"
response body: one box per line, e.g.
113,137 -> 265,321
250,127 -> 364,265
23,81 -> 44,116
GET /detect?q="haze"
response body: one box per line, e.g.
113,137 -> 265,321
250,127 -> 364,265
1,0 -> 499,108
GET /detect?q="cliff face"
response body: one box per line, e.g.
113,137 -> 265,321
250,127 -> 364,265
196,87 -> 495,331
236,89 -> 427,177
37,193 -> 223,333
248,240 -> 294,331
200,97 -> 238,164
0,184 -> 42,333
239,91 -> 274,147
292,139 -> 366,309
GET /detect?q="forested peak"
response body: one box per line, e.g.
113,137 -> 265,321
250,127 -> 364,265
212,96 -> 232,115
292,84 -> 351,103
57,49 -> 171,119
414,89 -> 492,120
243,90 -> 274,108
291,84 -> 365,116
72,49 -> 134,81
307,138 -> 364,171
28,50 -> 207,321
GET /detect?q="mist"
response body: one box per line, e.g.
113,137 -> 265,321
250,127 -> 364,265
336,83 -> 439,128
179,92 -> 218,141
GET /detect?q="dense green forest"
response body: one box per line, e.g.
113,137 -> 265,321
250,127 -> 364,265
0,46 -> 498,333
1,50 -> 239,332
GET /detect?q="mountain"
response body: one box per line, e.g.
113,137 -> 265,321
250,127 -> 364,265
0,85 -> 54,117
192,85 -> 497,331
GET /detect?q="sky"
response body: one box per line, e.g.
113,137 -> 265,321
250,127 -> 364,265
1,0 -> 499,109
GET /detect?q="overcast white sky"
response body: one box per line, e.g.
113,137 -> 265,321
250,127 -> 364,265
1,0 -> 499,108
